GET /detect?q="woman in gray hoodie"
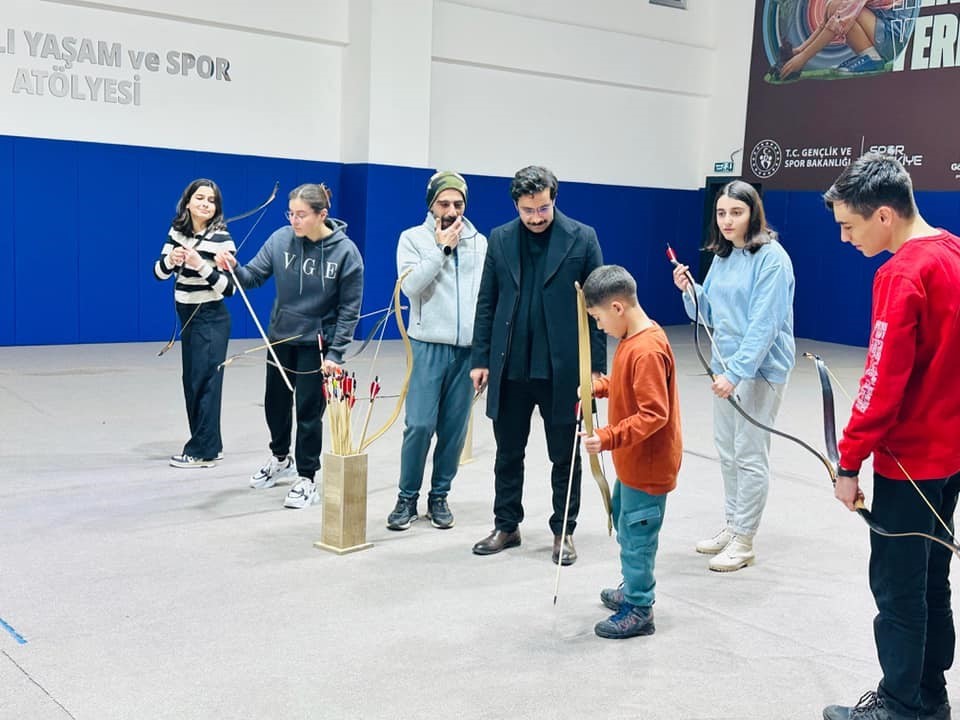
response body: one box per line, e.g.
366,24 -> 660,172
217,183 -> 363,508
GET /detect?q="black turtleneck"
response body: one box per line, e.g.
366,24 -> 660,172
507,221 -> 554,381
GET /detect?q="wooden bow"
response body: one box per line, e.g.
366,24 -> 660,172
575,281 -> 614,535
357,271 -> 414,453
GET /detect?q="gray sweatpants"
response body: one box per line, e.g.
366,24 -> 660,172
712,378 -> 786,537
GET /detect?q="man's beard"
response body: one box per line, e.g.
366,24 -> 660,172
440,215 -> 458,229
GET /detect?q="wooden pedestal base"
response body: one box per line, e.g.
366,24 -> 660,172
314,452 -> 372,554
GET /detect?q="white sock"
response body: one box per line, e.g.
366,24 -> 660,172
863,46 -> 881,61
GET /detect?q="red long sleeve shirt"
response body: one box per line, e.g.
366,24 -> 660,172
593,323 -> 682,495
839,230 -> 960,479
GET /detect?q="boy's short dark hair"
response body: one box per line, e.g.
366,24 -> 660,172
823,152 -> 917,220
583,265 -> 638,308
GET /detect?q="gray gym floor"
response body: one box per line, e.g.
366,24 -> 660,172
1,327 -> 955,719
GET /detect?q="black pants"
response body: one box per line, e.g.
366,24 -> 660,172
871,470 -> 960,716
492,379 -> 581,535
177,301 -> 230,460
264,343 -> 326,480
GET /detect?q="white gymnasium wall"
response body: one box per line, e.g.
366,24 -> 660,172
0,0 -> 347,160
428,0 -> 738,189
1,0 -> 758,189
699,1 -> 758,179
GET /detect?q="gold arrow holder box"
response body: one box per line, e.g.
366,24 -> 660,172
313,452 -> 372,555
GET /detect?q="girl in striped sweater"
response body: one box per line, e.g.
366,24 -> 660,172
154,178 -> 236,468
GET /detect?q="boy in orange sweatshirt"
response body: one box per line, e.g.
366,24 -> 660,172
581,265 -> 682,639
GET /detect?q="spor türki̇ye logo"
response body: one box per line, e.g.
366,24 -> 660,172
750,139 -> 782,179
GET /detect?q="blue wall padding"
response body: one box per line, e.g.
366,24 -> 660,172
6,134 -> 954,348
0,136 -> 14,345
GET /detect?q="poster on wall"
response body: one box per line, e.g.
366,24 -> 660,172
742,0 -> 960,190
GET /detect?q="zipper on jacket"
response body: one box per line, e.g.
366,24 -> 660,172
454,248 -> 461,346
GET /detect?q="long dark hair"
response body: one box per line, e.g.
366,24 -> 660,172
705,180 -> 775,257
172,178 -> 224,235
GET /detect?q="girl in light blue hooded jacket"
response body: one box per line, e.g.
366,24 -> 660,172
672,180 -> 795,573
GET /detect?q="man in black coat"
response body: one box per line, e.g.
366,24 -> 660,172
469,166 -> 606,565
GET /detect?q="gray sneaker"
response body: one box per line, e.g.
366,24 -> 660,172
170,454 -> 217,468
426,496 -> 454,529
386,495 -> 418,531
823,691 -> 916,720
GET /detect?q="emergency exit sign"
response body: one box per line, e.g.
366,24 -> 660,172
714,161 -> 734,173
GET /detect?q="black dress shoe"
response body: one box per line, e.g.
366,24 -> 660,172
472,529 -> 521,555
553,535 -> 577,566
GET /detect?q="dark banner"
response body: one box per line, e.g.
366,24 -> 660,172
743,0 -> 960,190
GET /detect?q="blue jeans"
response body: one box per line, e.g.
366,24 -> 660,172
870,471 -> 960,717
398,339 -> 473,499
612,481 -> 667,608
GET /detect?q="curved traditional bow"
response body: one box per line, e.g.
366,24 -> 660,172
357,271 -> 414,453
667,245 -> 838,478
575,281 -> 614,535
158,182 -> 280,356
807,353 -> 960,557
668,245 -> 959,555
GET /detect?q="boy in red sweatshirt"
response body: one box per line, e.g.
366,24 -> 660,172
580,265 -> 682,639
821,153 -> 960,720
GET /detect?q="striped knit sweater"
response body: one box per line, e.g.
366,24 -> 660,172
154,227 -> 237,303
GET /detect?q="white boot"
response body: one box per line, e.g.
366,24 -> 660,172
695,527 -> 734,555
708,534 -> 755,572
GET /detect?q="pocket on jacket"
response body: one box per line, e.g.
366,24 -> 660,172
271,308 -> 320,342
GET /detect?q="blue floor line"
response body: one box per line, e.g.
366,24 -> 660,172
0,617 -> 27,644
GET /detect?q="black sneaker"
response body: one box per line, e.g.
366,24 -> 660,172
594,603 -> 655,639
386,495 -> 418,531
823,691 -> 916,720
426,496 -> 455,529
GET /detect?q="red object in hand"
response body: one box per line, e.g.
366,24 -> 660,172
665,244 -> 679,264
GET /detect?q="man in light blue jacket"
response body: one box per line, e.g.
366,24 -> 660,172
387,172 -> 488,530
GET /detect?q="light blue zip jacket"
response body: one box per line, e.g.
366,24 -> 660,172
397,214 -> 487,347
682,239 -> 796,385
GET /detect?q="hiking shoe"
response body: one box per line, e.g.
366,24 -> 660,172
283,477 -> 319,509
386,495 -> 418,531
250,455 -> 295,489
594,603 -> 655,639
836,54 -> 885,75
695,527 -> 733,555
426,496 -> 455,529
709,535 -> 755,572
823,691 -> 916,720
170,454 -> 217,468
600,584 -> 624,611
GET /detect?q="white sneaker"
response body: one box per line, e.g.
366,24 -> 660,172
249,455 -> 296,489
284,477 -> 319,509
708,535 -> 755,572
695,527 -> 734,555
170,454 -> 217,468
